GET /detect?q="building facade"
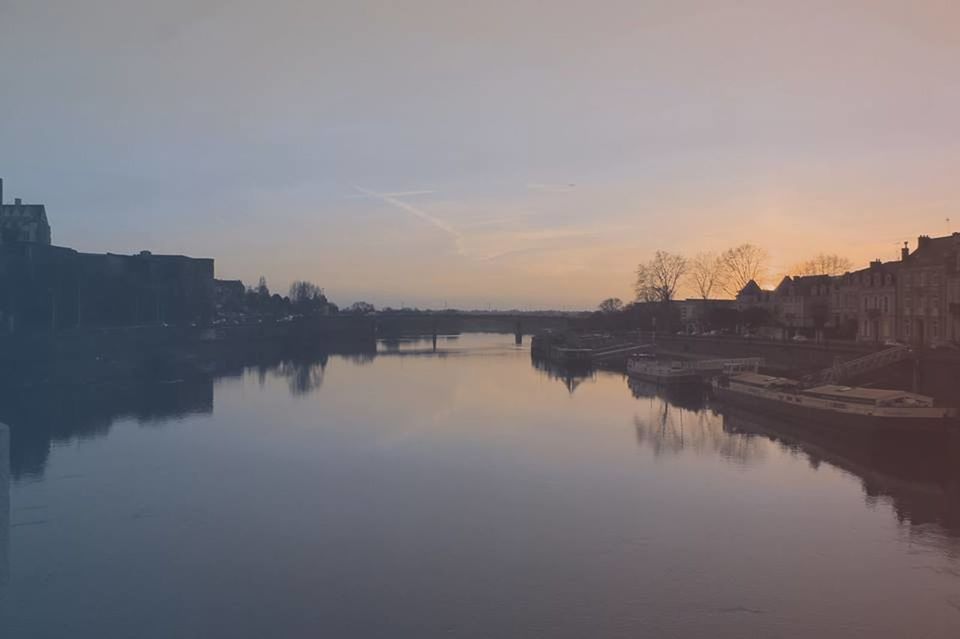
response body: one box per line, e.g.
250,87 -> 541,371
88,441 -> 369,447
0,180 -> 215,332
0,244 -> 215,332
773,274 -> 832,332
896,234 -> 960,346
0,179 -> 51,245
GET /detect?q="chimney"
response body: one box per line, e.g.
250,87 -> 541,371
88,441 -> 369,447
14,198 -> 21,206
901,241 -> 909,260
917,235 -> 931,249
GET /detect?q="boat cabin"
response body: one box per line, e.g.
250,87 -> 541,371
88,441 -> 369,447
802,385 -> 935,408
727,372 -> 801,392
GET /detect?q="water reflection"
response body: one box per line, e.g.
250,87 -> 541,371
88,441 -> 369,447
626,374 -> 960,544
0,380 -> 214,479
530,355 -> 595,394
630,379 -> 766,465
4,335 -> 960,637
0,338 -> 477,480
0,424 -> 8,617
721,406 -> 960,542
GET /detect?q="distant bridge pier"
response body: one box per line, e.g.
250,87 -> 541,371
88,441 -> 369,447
515,318 -> 523,345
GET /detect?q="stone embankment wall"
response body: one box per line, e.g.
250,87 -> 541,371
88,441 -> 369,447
654,334 -> 960,402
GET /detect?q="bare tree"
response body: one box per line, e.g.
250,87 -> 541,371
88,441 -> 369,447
720,244 -> 768,296
792,253 -> 853,276
635,251 -> 688,303
598,297 -> 624,314
687,252 -> 727,299
634,264 -> 660,303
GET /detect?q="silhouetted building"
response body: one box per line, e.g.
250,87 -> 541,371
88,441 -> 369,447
0,178 -> 51,244
677,298 -> 735,333
0,244 -> 214,332
214,278 -> 245,313
0,181 -> 215,332
735,280 -> 774,308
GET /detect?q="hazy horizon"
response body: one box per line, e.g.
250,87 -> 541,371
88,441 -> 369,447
2,0 -> 959,308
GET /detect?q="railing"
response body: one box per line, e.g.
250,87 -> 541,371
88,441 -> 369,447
803,345 -> 912,386
689,357 -> 763,372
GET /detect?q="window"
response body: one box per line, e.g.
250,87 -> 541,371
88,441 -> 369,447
883,296 -> 889,313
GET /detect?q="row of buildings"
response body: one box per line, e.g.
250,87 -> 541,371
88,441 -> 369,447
0,179 -> 215,332
679,234 -> 960,347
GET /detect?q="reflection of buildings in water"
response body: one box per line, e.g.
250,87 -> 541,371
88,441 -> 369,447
721,407 -> 960,542
0,424 -> 9,613
632,393 -> 767,465
529,355 -> 595,395
0,379 -> 213,480
0,342 -> 375,479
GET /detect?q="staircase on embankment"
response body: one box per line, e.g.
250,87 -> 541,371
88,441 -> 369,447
801,345 -> 914,387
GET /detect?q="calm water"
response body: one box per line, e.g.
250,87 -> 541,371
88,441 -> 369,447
1,334 -> 959,638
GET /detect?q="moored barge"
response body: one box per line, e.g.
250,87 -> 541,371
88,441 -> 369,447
713,372 -> 957,431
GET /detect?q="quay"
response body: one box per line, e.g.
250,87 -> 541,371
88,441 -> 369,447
531,331 -> 650,367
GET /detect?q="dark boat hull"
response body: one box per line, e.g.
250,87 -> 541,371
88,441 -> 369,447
714,387 -> 957,433
630,371 -> 701,385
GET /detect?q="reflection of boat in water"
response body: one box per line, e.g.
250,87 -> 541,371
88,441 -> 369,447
628,377 -> 707,412
530,354 -> 594,394
714,372 -> 958,432
631,380 -> 960,542
719,404 -> 960,538
627,357 -> 701,385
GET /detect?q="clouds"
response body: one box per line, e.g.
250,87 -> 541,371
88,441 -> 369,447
2,1 -> 960,307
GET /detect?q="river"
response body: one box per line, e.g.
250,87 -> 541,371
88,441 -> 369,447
1,333 -> 958,637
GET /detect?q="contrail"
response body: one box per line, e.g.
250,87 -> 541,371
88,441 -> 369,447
353,186 -> 465,255
345,190 -> 436,199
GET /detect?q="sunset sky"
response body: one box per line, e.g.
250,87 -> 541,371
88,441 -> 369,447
2,0 -> 959,309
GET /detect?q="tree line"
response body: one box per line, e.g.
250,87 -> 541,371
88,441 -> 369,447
598,246 -> 853,312
225,276 -> 378,318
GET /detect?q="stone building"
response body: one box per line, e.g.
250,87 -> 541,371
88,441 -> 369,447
773,274 -> 832,332
842,260 -> 898,343
0,179 -> 51,245
897,234 -> 960,346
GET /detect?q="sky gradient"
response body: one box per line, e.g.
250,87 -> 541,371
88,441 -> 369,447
2,0 -> 959,308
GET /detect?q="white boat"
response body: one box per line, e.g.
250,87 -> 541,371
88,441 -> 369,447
713,372 -> 957,431
627,357 -> 701,385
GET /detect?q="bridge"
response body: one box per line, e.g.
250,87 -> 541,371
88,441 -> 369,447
372,311 -> 579,343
